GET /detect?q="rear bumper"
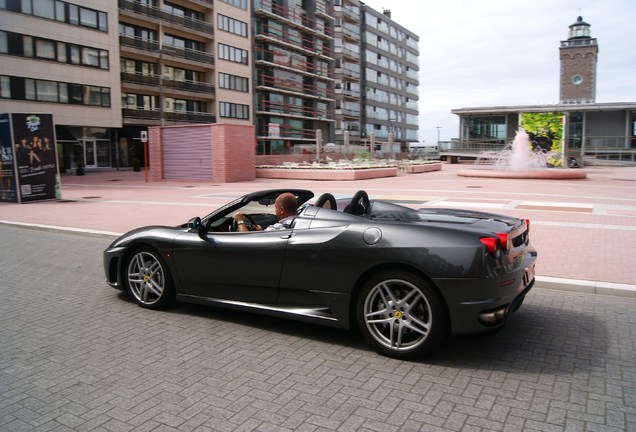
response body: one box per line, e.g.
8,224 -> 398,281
435,260 -> 536,335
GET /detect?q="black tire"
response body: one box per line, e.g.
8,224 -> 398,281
356,270 -> 448,359
124,246 -> 175,309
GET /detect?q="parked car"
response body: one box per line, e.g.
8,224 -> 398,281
103,189 -> 537,359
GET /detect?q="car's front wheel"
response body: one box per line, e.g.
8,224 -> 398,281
125,247 -> 174,309
356,271 -> 448,359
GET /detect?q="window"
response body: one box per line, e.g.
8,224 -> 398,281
2,30 -> 109,69
0,1 -> 108,32
220,102 -> 249,119
218,43 -> 248,64
221,0 -> 247,10
0,76 -> 10,98
35,39 -> 56,60
163,2 -> 204,20
164,34 -> 204,51
218,14 -> 248,37
33,0 -> 55,19
219,73 -> 248,92
6,75 -> 110,106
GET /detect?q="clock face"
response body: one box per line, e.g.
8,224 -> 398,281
571,74 -> 584,85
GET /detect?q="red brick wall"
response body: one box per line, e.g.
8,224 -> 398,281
211,124 -> 255,183
148,126 -> 162,182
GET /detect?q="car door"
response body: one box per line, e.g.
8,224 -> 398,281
171,229 -> 291,303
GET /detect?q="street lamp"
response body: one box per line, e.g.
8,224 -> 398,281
436,126 -> 441,144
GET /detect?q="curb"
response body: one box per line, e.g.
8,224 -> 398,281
3,220 -> 635,298
535,276 -> 636,298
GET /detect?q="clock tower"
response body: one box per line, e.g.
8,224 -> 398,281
559,16 -> 598,104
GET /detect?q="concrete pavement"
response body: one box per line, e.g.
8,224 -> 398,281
1,162 -> 635,296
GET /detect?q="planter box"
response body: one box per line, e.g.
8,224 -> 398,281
405,163 -> 442,173
256,167 -> 398,181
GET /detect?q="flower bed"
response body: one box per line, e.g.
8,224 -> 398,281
255,161 -> 441,181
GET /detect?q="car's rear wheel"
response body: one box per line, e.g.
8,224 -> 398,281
125,247 -> 174,309
356,271 -> 448,359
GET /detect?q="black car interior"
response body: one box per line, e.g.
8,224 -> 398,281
205,190 -> 371,233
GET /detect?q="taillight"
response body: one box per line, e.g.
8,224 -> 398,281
480,232 -> 508,258
525,219 -> 530,234
480,237 -> 498,255
495,233 -> 509,251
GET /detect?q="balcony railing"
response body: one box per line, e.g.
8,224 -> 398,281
120,35 -> 215,64
342,6 -> 360,21
119,34 -> 159,52
255,47 -> 332,78
258,101 -> 332,119
257,75 -> 332,99
257,24 -> 333,58
254,0 -> 333,37
338,46 -> 360,60
258,124 -> 318,140
161,44 -> 215,64
119,0 -> 214,33
121,72 -> 216,95
123,107 -> 215,123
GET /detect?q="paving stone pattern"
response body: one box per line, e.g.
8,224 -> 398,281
1,226 -> 635,431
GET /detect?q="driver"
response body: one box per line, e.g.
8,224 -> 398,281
233,192 -> 297,232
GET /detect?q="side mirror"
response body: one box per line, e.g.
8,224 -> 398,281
187,217 -> 203,232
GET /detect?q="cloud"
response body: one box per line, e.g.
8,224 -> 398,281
360,0 -> 636,142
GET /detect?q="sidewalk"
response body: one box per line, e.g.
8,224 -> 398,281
1,163 -> 635,296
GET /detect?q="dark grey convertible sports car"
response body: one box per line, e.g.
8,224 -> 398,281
104,189 -> 537,359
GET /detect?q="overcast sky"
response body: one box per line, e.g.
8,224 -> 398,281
360,0 -> 636,144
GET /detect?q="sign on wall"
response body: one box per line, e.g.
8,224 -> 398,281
0,113 -> 60,203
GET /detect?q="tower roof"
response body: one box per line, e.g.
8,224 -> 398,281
569,16 -> 590,29
568,16 -> 592,39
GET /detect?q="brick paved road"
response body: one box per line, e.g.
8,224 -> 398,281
1,226 -> 635,431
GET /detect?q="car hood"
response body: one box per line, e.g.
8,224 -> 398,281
108,225 -> 184,248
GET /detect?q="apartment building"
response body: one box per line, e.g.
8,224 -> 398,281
361,5 -> 419,153
118,0 -> 251,167
1,0 -> 419,170
0,0 -> 121,171
253,0 -> 335,155
333,0 -> 362,148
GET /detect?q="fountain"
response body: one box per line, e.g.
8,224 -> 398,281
457,129 -> 587,179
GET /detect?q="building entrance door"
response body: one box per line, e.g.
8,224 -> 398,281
84,140 -> 97,168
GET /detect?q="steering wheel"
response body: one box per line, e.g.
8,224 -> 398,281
231,214 -> 257,232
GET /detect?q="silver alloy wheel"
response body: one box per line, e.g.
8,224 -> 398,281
363,278 -> 432,352
127,250 -> 166,306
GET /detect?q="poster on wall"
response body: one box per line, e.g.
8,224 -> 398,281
0,114 -> 17,202
0,113 -> 60,203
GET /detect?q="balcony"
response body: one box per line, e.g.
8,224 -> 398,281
120,35 -> 215,65
161,44 -> 215,65
257,75 -> 333,99
118,0 -> 214,34
119,35 -> 160,53
257,101 -> 333,120
255,47 -> 333,79
123,107 -> 215,123
341,6 -> 360,22
121,72 -> 216,96
256,25 -> 333,59
343,47 -> 360,61
254,0 -> 333,38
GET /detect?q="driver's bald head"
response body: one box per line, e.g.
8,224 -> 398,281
276,193 -> 297,215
